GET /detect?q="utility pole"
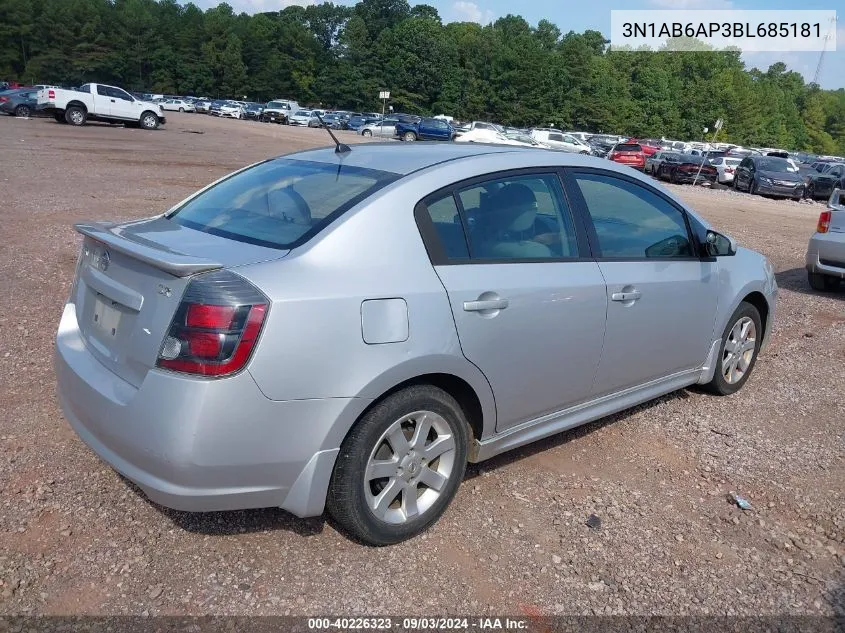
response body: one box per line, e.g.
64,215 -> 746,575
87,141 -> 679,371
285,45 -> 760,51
812,15 -> 837,85
693,118 -> 723,186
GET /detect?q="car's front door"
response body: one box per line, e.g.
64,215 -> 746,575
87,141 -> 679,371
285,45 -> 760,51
108,87 -> 137,119
94,85 -> 115,116
417,170 -> 608,432
565,170 -> 719,396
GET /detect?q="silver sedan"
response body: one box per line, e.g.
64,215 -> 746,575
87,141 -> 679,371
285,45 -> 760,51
360,118 -> 399,138
56,143 -> 777,545
806,188 -> 845,291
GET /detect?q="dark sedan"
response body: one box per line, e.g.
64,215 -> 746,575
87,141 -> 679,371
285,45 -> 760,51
645,151 -> 679,176
243,102 -> 264,120
0,87 -> 38,117
321,113 -> 348,130
658,154 -> 718,185
805,163 -> 845,200
733,156 -> 805,200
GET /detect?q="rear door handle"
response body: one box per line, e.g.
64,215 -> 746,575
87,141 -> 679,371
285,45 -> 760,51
110,99 -> 115,102
611,290 -> 642,302
463,299 -> 509,311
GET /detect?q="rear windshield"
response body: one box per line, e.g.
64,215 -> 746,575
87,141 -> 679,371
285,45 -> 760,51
168,159 -> 399,249
757,157 -> 790,171
615,144 -> 642,152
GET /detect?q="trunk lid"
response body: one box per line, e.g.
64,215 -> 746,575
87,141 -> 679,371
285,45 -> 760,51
71,217 -> 287,387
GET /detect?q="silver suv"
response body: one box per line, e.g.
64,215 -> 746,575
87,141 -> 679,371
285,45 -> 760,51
56,143 -> 777,545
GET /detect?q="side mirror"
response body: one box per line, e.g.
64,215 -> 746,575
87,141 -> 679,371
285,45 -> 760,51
705,230 -> 736,257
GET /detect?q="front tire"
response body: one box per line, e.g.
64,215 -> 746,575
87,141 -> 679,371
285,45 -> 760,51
362,129 -> 373,137
14,105 -> 31,117
65,106 -> 87,126
808,271 -> 840,292
54,113 -> 67,124
403,131 -> 417,142
179,107 -> 184,113
749,179 -> 757,195
327,385 -> 469,545
140,111 -> 159,130
702,302 -> 763,396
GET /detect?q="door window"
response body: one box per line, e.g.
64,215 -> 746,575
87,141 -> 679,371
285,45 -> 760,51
420,195 -> 470,261
572,173 -> 693,259
456,174 -> 578,260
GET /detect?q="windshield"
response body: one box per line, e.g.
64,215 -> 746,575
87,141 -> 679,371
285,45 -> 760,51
168,159 -> 399,249
294,110 -> 311,116
757,157 -> 791,172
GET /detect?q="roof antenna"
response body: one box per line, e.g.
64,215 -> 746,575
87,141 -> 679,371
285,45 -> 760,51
313,111 -> 351,154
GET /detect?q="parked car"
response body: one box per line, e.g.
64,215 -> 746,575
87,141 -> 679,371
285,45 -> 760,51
55,143 -> 776,546
243,103 -> 264,120
711,156 -> 743,184
160,99 -> 195,113
607,142 -> 646,171
454,128 -> 545,148
395,117 -> 456,142
733,156 -> 805,200
644,151 -> 677,176
37,83 -> 165,129
0,87 -> 38,117
320,113 -> 348,130
804,163 -> 845,201
454,120 -> 502,135
218,102 -> 245,119
659,154 -> 718,185
805,188 -> 845,291
348,115 -> 381,132
194,100 -> 211,114
360,117 -> 402,138
289,109 -> 320,127
530,129 -> 592,154
208,100 -> 227,116
261,100 -> 295,124
626,138 -> 661,157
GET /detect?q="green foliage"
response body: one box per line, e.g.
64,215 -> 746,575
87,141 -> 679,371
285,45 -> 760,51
0,0 -> 841,151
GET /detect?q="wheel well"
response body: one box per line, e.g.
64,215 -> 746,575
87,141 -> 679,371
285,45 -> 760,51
742,291 -> 770,339
66,101 -> 87,112
360,374 -> 484,443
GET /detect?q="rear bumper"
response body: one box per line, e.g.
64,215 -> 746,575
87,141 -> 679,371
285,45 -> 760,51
675,172 -> 716,184
806,233 -> 845,278
55,302 -> 370,516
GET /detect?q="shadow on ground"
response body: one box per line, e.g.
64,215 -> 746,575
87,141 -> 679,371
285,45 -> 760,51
776,268 -> 845,300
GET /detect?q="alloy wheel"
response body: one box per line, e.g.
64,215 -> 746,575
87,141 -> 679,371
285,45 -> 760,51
722,316 -> 757,384
364,410 -> 456,525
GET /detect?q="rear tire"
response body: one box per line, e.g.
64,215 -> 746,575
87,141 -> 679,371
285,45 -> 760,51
326,384 -> 469,545
808,271 -> 840,292
362,129 -> 373,137
749,179 -> 757,195
54,113 -> 67,124
702,302 -> 763,396
65,106 -> 87,126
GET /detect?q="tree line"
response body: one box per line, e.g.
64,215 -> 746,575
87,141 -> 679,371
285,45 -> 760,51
0,0 -> 843,153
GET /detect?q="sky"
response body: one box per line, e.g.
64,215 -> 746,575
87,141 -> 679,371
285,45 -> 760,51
184,0 -> 843,89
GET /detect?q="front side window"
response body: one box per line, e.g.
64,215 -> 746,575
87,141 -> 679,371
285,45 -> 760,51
168,159 -> 398,249
456,174 -> 578,260
573,173 -> 692,259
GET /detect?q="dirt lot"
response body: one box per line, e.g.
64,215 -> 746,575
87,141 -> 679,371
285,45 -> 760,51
0,112 -> 842,618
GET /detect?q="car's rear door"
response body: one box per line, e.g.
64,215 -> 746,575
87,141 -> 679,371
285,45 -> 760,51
564,169 -> 719,396
415,169 -> 608,432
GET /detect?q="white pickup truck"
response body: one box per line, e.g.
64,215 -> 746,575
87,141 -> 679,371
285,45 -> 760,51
37,83 -> 165,129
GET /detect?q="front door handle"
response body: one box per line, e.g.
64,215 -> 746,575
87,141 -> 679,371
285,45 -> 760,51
611,290 -> 642,302
110,99 -> 115,102
463,299 -> 509,312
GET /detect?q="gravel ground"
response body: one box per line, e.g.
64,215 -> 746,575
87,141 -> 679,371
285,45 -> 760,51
0,113 -> 842,618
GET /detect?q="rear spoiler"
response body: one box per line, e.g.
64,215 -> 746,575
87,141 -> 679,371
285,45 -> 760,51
74,222 -> 223,277
829,188 -> 845,211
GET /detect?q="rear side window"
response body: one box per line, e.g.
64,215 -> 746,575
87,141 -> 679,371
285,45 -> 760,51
457,174 -> 578,260
168,159 -> 399,249
573,173 -> 692,259
422,195 -> 470,261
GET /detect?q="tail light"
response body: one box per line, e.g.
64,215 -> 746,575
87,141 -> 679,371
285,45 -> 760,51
48,89 -> 55,99
817,210 -> 831,234
156,270 -> 269,377
0,97 -> 8,103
